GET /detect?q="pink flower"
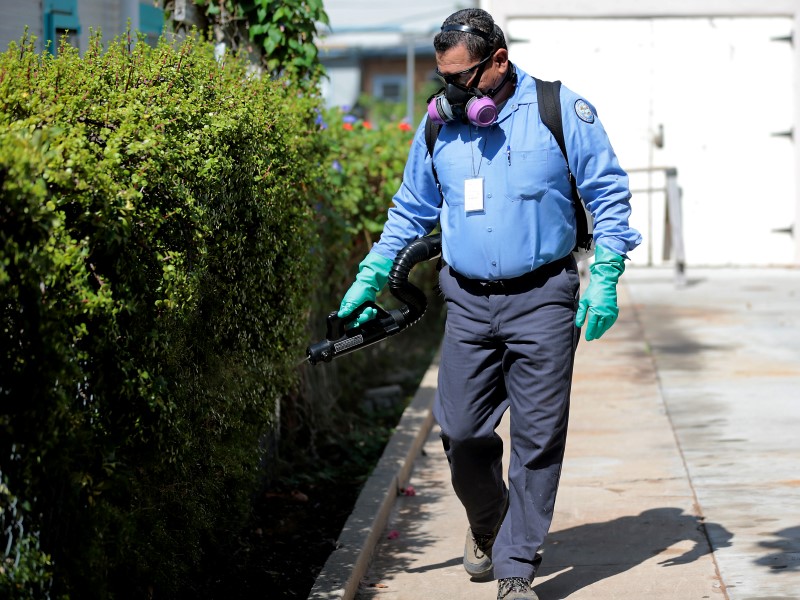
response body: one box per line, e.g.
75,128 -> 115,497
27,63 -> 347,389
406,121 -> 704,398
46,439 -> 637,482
387,530 -> 400,540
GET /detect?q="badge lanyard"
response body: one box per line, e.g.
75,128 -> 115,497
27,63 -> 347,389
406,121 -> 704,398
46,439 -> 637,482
464,109 -> 514,213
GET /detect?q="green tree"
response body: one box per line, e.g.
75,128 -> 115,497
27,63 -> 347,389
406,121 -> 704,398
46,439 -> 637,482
185,0 -> 329,83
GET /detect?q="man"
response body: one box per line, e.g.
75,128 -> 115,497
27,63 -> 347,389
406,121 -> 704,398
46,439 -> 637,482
338,8 -> 641,600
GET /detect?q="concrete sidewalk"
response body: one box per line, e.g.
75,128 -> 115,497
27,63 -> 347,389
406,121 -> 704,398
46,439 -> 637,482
310,267 -> 800,600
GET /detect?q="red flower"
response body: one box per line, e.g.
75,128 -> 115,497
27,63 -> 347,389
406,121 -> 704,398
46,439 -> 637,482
398,122 -> 413,132
363,120 -> 373,130
343,123 -> 354,131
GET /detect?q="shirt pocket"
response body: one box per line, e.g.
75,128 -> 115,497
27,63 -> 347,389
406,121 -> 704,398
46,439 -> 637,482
504,148 -> 549,202
439,155 -> 478,207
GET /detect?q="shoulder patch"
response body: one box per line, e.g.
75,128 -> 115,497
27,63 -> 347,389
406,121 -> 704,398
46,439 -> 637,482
574,99 -> 595,124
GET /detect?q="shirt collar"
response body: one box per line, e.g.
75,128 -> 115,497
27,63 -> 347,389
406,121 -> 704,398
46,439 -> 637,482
495,65 -> 536,122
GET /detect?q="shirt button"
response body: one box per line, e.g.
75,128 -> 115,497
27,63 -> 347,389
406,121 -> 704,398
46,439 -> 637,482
487,160 -> 492,165
487,193 -> 492,198
491,261 -> 497,266
487,227 -> 493,232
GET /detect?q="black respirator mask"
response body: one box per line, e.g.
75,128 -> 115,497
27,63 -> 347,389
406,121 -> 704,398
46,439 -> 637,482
427,66 -> 516,127
427,23 -> 516,127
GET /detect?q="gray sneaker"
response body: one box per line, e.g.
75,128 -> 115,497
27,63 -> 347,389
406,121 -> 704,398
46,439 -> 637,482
463,497 -> 509,578
463,527 -> 495,577
497,577 -> 539,600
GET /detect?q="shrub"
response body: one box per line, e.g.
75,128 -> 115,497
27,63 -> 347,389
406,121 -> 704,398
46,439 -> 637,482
285,108 -> 441,466
0,474 -> 53,599
314,111 -> 415,286
0,30 -> 325,598
0,25 -> 433,599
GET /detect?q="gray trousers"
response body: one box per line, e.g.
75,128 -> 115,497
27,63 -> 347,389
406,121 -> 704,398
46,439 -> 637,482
433,256 -> 580,581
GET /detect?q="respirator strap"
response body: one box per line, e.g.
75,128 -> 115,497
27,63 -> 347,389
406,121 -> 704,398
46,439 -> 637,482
441,23 -> 492,41
485,63 -> 516,99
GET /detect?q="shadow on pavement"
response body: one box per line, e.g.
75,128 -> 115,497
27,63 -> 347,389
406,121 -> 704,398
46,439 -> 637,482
756,526 -> 800,573
535,507 -> 733,597
405,556 -> 462,574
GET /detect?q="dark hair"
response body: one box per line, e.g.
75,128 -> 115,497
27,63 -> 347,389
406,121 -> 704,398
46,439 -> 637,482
433,8 -> 507,61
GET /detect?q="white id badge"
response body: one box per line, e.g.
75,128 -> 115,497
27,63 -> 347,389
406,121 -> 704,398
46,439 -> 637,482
464,177 -> 484,213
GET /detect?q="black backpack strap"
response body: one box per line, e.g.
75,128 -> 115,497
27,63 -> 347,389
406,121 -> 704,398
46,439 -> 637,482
536,78 -> 568,162
424,115 -> 441,158
424,116 -> 444,204
535,78 -> 591,251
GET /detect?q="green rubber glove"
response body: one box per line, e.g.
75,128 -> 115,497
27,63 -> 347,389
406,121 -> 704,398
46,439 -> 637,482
575,245 -> 626,341
338,251 -> 394,327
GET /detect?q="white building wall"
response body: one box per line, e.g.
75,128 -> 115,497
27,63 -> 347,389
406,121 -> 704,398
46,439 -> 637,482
319,60 -> 362,110
487,0 -> 800,267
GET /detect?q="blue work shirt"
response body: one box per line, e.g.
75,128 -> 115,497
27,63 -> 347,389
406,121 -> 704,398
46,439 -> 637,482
372,65 -> 642,280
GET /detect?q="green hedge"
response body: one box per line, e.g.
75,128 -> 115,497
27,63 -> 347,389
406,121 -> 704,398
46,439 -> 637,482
0,31 -> 326,598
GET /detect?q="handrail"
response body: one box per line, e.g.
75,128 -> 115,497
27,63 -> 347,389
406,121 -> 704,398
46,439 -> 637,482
628,166 -> 686,287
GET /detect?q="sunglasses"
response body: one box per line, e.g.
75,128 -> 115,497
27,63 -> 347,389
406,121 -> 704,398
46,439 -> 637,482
435,53 -> 492,87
